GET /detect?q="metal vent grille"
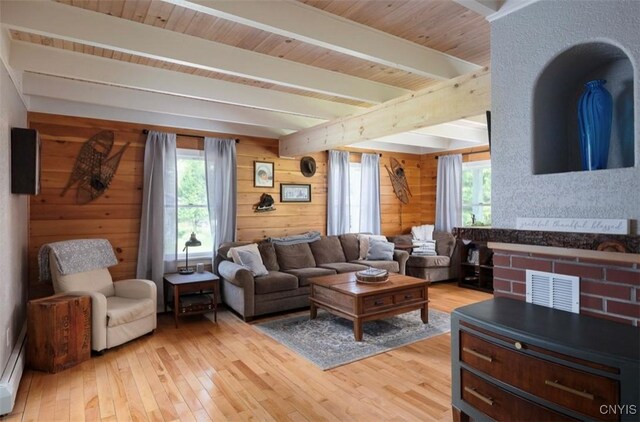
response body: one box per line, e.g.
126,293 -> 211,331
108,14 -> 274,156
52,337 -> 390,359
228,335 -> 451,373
526,270 -> 580,313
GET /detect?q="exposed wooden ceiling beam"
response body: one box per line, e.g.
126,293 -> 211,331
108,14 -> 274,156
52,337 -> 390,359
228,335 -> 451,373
413,122 -> 488,144
453,0 -> 502,17
28,98 -> 291,139
163,0 -> 482,80
22,73 -> 325,131
279,67 -> 491,156
364,132 -> 452,149
0,0 -> 408,103
10,41 -> 364,120
349,141 -> 441,155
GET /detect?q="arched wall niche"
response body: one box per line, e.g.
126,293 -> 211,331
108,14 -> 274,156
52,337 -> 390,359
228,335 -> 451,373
533,42 -> 635,175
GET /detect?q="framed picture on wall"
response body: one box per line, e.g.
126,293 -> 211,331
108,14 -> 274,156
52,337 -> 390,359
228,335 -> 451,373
280,183 -> 311,202
254,161 -> 274,188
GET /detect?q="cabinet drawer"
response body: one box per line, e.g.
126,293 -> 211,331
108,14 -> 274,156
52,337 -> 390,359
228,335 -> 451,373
393,288 -> 423,305
461,369 -> 576,422
460,331 -> 619,420
363,294 -> 394,312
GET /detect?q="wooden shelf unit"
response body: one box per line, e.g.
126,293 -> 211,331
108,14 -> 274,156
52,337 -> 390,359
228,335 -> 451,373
457,240 -> 493,293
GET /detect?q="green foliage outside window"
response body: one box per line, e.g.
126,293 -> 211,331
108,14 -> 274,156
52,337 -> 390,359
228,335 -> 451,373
462,163 -> 491,227
176,154 -> 212,256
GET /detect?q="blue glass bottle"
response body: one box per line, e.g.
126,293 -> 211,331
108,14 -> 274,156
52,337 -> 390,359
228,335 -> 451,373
577,79 -> 612,170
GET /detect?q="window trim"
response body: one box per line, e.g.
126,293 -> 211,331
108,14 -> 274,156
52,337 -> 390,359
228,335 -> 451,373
173,148 -> 212,260
462,159 -> 491,226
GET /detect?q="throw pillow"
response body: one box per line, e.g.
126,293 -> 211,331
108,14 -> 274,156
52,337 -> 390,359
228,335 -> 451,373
366,239 -> 395,261
236,249 -> 269,277
358,234 -> 388,260
227,243 -> 260,259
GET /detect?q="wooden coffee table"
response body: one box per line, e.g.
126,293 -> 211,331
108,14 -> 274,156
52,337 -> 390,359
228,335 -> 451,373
309,272 -> 429,341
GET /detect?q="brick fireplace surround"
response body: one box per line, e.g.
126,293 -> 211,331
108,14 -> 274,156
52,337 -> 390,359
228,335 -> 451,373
454,228 -> 640,327
492,249 -> 639,326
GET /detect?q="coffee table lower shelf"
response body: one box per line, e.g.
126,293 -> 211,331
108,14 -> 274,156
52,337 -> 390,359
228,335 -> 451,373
309,272 -> 430,341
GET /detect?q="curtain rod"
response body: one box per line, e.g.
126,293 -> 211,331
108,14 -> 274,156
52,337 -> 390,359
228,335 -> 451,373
142,129 -> 239,143
340,150 -> 382,157
435,148 -> 490,159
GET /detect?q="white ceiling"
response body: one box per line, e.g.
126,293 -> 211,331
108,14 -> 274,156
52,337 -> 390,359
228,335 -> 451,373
0,0 -> 494,155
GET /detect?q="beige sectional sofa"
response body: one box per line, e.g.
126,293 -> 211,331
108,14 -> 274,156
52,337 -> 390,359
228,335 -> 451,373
215,234 -> 409,320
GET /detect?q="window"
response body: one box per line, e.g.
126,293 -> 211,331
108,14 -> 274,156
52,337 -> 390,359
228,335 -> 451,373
175,148 -> 212,258
348,162 -> 361,233
462,160 -> 491,226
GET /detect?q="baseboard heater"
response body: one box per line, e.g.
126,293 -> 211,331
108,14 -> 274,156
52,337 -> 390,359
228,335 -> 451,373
0,324 -> 26,416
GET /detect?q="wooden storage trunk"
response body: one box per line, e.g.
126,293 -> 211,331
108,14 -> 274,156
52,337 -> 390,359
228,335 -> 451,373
27,294 -> 91,373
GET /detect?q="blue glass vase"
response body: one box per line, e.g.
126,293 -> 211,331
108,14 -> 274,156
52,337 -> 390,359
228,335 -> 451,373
577,79 -> 612,170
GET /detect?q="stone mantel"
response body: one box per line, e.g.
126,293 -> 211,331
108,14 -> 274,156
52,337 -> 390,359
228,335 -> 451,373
452,227 -> 640,255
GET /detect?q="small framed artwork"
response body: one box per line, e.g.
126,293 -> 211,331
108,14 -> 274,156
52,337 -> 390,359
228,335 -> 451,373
280,183 -> 311,202
254,161 -> 274,188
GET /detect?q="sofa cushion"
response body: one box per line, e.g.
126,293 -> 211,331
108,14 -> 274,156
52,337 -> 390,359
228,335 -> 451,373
366,240 -> 395,261
53,267 -> 115,297
351,260 -> 399,273
309,236 -> 346,265
433,231 -> 456,257
407,255 -> 451,268
274,242 -> 316,270
254,271 -> 299,295
338,234 -> 360,262
258,241 -> 279,271
106,296 -> 155,327
318,262 -> 369,273
283,267 -> 336,286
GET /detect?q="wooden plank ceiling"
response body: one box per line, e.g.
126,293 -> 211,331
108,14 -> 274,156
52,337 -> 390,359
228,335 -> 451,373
4,0 -> 490,153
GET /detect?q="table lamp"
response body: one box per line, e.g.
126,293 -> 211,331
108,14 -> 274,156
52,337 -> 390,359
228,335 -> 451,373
179,232 -> 201,275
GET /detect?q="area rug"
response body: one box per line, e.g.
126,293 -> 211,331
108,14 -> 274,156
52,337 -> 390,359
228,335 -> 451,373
253,309 -> 450,370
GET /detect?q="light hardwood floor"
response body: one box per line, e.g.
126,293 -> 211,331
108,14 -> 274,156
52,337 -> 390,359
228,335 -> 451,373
4,283 -> 490,422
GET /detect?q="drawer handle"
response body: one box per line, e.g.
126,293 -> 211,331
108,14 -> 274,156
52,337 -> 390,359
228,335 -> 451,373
374,300 -> 384,306
462,347 -> 493,363
514,341 -> 523,350
544,380 -> 595,400
464,387 -> 493,406
404,294 -> 413,299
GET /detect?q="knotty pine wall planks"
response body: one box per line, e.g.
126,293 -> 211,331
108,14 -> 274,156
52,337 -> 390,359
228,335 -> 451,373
27,113 -> 422,289
419,146 -> 491,224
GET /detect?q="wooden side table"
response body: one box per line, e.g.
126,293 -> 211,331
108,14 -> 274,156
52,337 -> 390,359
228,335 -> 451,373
163,271 -> 220,328
27,294 -> 92,373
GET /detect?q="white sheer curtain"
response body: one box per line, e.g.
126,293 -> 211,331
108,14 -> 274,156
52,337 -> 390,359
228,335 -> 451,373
435,154 -> 462,232
327,150 -> 350,235
359,153 -> 381,234
136,130 -> 177,307
204,138 -> 237,254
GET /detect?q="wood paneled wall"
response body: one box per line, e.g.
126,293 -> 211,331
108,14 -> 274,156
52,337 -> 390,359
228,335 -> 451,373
419,146 -> 491,224
27,113 -> 422,287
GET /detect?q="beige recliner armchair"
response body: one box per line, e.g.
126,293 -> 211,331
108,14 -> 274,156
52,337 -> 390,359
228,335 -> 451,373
50,252 -> 157,353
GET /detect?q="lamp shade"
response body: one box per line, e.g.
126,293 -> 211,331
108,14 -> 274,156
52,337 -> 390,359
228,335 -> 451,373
185,232 -> 201,248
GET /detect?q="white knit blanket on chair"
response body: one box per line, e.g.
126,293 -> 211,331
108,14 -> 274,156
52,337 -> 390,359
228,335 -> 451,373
39,239 -> 118,282
411,224 -> 436,256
